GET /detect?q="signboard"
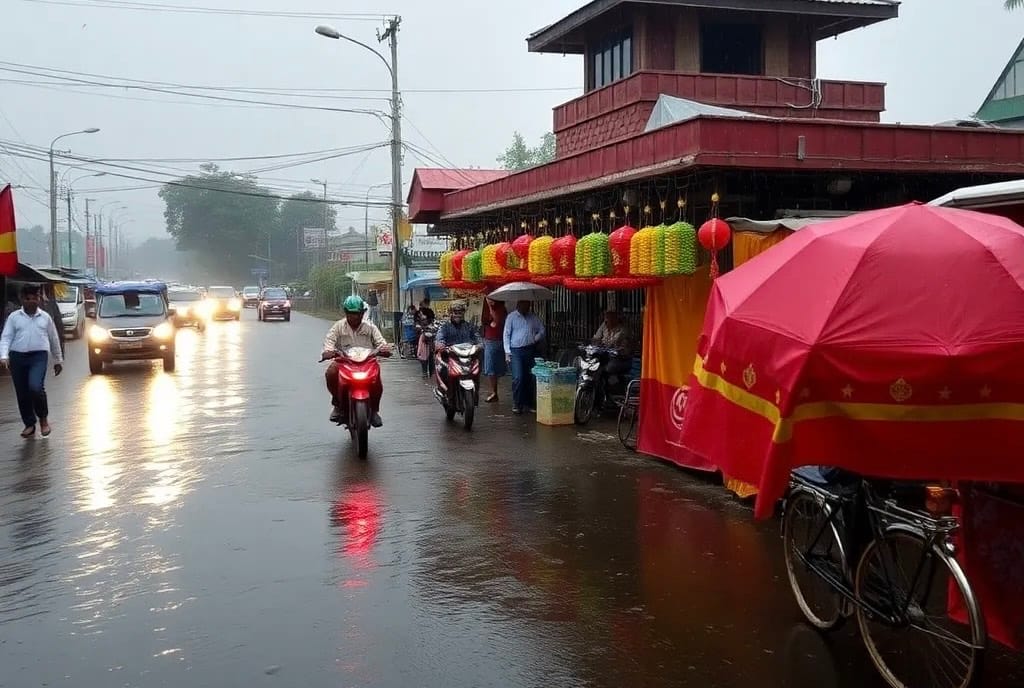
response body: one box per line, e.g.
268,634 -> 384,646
303,227 -> 325,249
410,230 -> 448,255
375,225 -> 393,255
251,267 -> 268,277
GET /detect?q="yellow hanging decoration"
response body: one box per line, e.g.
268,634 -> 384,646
528,235 -> 555,275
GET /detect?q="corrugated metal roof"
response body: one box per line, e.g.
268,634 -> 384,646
414,168 -> 509,191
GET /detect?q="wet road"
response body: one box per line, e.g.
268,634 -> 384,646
2,311 -> 1022,688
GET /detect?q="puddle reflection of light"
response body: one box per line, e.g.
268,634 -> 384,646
80,376 -> 121,511
140,374 -> 185,507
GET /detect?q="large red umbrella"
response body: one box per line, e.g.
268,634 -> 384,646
681,203 -> 1024,517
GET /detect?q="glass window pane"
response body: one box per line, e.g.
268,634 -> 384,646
604,48 -> 613,85
1005,65 -> 1016,99
594,51 -> 603,88
1015,64 -> 1024,98
612,43 -> 621,81
622,36 -> 632,75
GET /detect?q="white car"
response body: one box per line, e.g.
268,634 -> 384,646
56,284 -> 86,339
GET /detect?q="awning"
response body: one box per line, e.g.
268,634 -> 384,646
9,263 -> 69,283
644,95 -> 770,133
725,214 -> 855,234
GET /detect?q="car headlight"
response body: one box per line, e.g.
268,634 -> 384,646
228,299 -> 242,310
88,325 -> 110,342
153,322 -> 175,339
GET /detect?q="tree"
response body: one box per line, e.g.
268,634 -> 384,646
159,163 -> 280,283
278,191 -> 337,280
1007,0 -> 1023,8
497,131 -> 557,170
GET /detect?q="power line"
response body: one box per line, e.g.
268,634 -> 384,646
16,0 -> 387,20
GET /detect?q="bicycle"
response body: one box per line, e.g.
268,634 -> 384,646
616,378 -> 640,451
782,470 -> 986,688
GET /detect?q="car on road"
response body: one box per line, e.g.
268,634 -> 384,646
206,285 -> 242,320
168,288 -> 208,331
55,282 -> 87,339
242,286 -> 261,309
257,287 -> 291,322
88,281 -> 176,374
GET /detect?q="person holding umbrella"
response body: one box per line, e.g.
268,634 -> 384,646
481,296 -> 507,402
503,300 -> 545,415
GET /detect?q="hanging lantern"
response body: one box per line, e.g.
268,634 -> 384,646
551,235 -> 577,276
495,242 -> 515,270
451,249 -> 471,281
464,250 -> 483,282
481,244 -> 502,278
528,235 -> 555,275
439,250 -> 456,281
608,225 -> 637,277
698,218 -> 731,279
698,218 -> 731,251
631,226 -> 658,276
575,232 -> 611,277
511,235 -> 533,265
664,221 -> 698,275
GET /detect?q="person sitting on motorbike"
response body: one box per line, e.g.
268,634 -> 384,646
322,295 -> 392,427
434,301 -> 481,382
591,310 -> 633,380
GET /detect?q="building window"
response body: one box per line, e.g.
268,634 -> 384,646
589,29 -> 633,90
700,23 -> 763,76
993,44 -> 1024,101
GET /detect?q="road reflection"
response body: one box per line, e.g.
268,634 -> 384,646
80,376 -> 120,511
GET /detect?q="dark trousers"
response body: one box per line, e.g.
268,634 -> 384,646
509,345 -> 536,411
9,351 -> 49,427
326,362 -> 383,414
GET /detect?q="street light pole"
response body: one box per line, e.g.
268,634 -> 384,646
311,178 -> 329,267
49,127 -> 100,266
316,17 -> 403,334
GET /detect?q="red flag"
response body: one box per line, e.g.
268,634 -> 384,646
0,184 -> 16,276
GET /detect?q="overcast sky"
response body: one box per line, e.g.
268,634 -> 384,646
0,0 -> 1021,243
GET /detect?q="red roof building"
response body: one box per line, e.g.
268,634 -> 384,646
413,0 -> 1024,237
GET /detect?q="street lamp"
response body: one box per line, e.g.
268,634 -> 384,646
316,18 -> 403,335
49,127 -> 100,266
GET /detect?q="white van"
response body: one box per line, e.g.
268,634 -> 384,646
56,283 -> 86,339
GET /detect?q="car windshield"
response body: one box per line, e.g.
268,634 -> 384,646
56,285 -> 79,304
208,287 -> 235,298
243,287 -> 259,295
99,292 -> 167,318
170,291 -> 203,302
263,289 -> 287,299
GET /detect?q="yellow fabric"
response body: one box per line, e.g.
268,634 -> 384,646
693,355 -> 1024,443
0,231 -> 15,254
732,229 -> 792,267
641,270 -> 714,386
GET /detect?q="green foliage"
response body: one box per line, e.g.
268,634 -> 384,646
1007,0 -> 1023,9
276,191 -> 337,281
159,163 -> 280,283
309,262 -> 354,312
497,131 -> 557,170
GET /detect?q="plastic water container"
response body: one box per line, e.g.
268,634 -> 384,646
532,364 -> 577,426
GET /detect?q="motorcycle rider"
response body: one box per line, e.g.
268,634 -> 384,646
322,295 -> 392,427
591,310 -> 633,380
434,301 -> 481,386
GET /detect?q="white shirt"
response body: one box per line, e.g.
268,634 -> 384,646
0,308 -> 64,363
323,318 -> 387,352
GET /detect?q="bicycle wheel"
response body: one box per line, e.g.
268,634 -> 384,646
782,491 -> 849,631
617,400 -> 638,451
854,531 -> 985,688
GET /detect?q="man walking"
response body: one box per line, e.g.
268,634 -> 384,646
503,300 -> 545,415
0,284 -> 64,438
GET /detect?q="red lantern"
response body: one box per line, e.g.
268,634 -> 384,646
451,249 -> 471,280
608,224 -> 637,277
495,242 -> 514,270
511,235 -> 533,263
698,218 -> 732,251
551,235 -> 577,276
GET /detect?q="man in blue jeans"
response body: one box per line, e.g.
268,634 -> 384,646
0,284 -> 64,438
503,300 -> 545,415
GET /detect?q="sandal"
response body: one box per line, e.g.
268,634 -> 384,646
485,393 -> 498,403
20,425 -> 35,438
40,422 -> 51,437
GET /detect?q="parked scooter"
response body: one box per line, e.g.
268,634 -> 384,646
321,345 -> 384,459
573,344 -> 629,425
434,343 -> 481,430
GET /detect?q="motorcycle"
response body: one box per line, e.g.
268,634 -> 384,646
322,345 -> 384,459
434,342 -> 481,430
573,345 -> 629,425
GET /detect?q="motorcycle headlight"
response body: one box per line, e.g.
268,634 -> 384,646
88,325 -> 110,342
153,322 -> 175,339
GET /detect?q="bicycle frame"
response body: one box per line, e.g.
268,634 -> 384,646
787,477 -> 963,628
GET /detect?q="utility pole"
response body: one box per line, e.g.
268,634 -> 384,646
84,198 -> 91,272
382,16 -> 403,331
65,186 -> 73,268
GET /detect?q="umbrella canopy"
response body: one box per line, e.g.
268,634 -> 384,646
680,203 -> 1024,517
487,281 -> 555,302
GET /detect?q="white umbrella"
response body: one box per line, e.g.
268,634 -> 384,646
487,281 -> 555,302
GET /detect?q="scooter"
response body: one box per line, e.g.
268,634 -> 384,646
434,343 -> 481,430
322,345 -> 383,459
573,345 -> 628,425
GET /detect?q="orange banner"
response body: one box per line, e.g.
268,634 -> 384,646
637,270 -> 715,469
0,184 -> 16,277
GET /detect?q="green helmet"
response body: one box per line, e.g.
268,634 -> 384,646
343,295 -> 366,313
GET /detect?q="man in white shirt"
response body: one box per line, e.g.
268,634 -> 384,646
0,283 -> 64,438
321,295 -> 392,426
503,300 -> 545,414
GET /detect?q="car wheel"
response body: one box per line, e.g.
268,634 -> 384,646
75,320 -> 84,339
163,353 -> 175,372
88,354 -> 103,374
284,312 -> 291,322
257,310 -> 262,321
